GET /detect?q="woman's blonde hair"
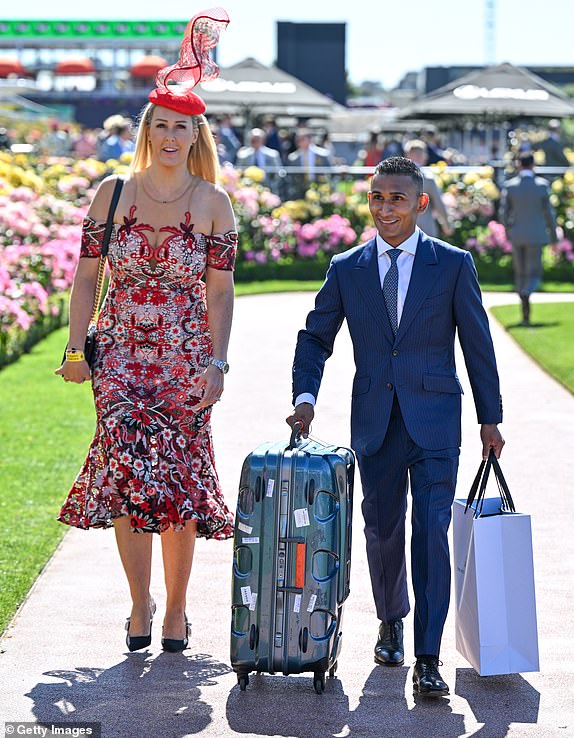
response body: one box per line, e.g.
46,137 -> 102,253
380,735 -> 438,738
130,103 -> 220,184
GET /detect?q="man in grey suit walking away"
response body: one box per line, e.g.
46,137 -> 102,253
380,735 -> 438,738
287,157 -> 504,698
500,152 -> 558,325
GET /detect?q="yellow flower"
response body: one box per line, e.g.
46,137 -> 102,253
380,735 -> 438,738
551,179 -> 563,193
463,172 -> 479,186
243,166 -> 265,183
120,151 -> 134,164
533,150 -> 545,166
480,181 -> 499,200
563,171 -> 574,186
356,203 -> 371,219
305,190 -> 320,202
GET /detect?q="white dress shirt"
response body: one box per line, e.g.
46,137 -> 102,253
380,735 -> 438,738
295,227 -> 421,408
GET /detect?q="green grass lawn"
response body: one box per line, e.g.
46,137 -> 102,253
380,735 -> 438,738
0,327 -> 96,633
490,302 -> 574,393
235,279 -> 324,295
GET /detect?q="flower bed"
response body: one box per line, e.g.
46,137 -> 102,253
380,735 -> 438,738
1,152 -> 573,368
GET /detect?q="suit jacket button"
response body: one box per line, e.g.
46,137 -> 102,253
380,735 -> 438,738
392,350 -> 399,357
387,383 -> 393,390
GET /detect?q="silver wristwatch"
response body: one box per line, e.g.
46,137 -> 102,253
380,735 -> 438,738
209,358 -> 229,374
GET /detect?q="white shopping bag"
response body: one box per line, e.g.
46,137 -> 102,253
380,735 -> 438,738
453,453 -> 539,676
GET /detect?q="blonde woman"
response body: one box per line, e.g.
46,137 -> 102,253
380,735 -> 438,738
56,9 -> 235,652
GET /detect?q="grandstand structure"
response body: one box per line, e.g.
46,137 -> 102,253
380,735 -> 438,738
0,19 -> 188,124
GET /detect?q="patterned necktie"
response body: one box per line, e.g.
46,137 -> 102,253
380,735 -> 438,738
383,248 -> 402,335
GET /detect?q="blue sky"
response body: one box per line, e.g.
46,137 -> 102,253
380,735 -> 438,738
1,0 -> 572,88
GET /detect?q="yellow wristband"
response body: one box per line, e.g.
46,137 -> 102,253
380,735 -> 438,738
66,351 -> 85,362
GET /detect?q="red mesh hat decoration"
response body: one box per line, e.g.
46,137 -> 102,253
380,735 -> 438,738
148,7 -> 229,116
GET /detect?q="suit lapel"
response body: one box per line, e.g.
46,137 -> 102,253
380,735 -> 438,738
397,232 -> 440,340
352,238 -> 395,342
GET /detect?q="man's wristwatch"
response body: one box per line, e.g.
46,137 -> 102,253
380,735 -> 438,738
209,358 -> 229,374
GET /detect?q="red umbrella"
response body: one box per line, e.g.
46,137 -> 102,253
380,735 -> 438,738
54,58 -> 95,75
0,57 -> 28,78
130,55 -> 168,79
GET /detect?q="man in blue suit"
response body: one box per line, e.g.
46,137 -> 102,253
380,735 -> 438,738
287,157 -> 504,697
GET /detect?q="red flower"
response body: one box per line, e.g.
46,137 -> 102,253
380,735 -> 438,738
150,291 -> 168,306
131,290 -> 148,305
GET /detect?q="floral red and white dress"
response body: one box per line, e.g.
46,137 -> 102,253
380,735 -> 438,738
58,202 -> 237,537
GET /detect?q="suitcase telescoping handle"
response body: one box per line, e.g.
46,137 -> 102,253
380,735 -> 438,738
288,420 -> 304,450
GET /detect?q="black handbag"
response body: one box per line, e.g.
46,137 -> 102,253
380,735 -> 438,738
63,177 -> 123,369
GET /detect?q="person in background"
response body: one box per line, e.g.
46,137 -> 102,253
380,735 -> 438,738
262,116 -> 281,154
216,113 -> 241,164
287,156 -> 503,699
382,135 -> 404,159
362,129 -> 383,168
287,128 -> 333,199
236,127 -> 282,193
55,8 -> 236,654
0,127 -> 12,150
40,121 -> 72,157
98,119 -> 134,161
536,119 -> 570,170
73,126 -> 98,159
421,126 -> 446,165
404,139 -> 453,239
499,151 -> 558,325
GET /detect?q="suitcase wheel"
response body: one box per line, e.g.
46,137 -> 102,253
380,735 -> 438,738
238,672 -> 250,691
328,661 -> 338,679
313,672 -> 326,694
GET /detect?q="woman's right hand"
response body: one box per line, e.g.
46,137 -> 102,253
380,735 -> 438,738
54,360 -> 91,384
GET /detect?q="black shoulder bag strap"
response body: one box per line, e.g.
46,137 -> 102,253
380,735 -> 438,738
89,177 -> 124,323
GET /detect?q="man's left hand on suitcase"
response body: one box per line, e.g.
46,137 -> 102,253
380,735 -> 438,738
286,403 -> 314,438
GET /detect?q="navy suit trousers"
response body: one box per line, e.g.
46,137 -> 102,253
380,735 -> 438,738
358,394 -> 459,657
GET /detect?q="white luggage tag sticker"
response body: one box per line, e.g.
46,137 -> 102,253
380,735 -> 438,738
249,592 -> 258,611
266,479 -> 275,497
293,594 -> 302,613
307,594 -> 317,612
294,508 -> 310,527
242,537 -> 259,544
238,522 -> 253,534
241,586 -> 252,606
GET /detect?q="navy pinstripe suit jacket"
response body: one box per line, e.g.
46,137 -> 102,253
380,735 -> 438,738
292,232 -> 502,455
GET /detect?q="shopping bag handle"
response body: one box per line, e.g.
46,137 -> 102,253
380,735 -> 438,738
465,449 -> 515,518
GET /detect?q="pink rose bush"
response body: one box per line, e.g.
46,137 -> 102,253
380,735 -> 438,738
0,151 -> 93,365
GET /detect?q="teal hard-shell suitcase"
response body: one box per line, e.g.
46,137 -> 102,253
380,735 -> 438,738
230,426 -> 354,693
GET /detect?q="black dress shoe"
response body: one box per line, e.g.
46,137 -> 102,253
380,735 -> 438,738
374,619 -> 404,666
413,656 -> 449,697
125,598 -> 156,652
161,617 -> 191,653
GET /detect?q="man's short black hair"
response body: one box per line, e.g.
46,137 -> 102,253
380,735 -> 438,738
373,156 -> 424,193
518,151 -> 534,169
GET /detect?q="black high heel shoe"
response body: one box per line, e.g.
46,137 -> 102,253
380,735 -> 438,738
125,598 -> 156,652
161,616 -> 191,653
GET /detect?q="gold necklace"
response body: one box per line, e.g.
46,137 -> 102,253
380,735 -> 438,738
141,174 -> 194,204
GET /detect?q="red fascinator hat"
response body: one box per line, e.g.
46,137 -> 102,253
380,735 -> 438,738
148,7 -> 229,116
